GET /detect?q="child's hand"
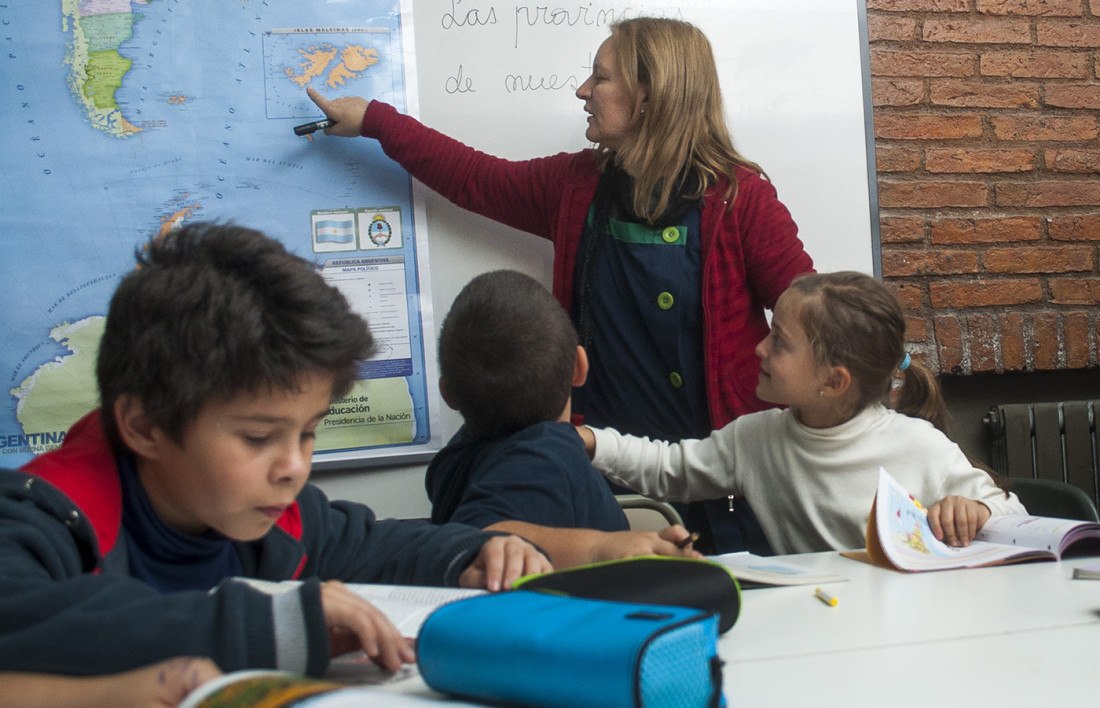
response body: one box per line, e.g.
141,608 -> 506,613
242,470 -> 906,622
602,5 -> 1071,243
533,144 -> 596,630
125,656 -> 223,708
459,535 -> 553,591
927,496 -> 991,547
575,425 -> 596,459
305,87 -> 369,137
658,525 -> 704,555
0,656 -> 224,708
320,580 -> 416,671
591,526 -> 704,562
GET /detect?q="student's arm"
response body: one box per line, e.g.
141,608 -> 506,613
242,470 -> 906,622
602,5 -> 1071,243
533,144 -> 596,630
585,423 -> 745,502
0,473 -> 331,678
295,484 -> 543,589
0,657 -> 221,708
1,474 -> 512,679
485,521 -> 700,569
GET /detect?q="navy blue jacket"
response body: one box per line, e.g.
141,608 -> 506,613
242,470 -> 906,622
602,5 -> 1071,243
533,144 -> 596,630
426,421 -> 629,532
0,411 -> 496,677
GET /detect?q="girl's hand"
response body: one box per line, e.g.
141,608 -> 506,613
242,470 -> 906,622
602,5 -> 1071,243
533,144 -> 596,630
927,496 -> 991,547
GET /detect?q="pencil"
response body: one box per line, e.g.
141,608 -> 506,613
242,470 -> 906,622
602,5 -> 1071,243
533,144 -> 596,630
676,531 -> 700,549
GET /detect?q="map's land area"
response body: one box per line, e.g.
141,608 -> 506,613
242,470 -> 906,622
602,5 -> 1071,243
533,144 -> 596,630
2,1 -> 431,466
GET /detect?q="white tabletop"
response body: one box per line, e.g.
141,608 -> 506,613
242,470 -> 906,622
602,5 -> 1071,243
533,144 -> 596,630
374,551 -> 1100,707
723,551 -> 1100,707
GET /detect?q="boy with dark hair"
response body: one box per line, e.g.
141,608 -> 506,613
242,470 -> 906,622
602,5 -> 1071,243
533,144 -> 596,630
0,223 -> 548,679
426,270 -> 696,567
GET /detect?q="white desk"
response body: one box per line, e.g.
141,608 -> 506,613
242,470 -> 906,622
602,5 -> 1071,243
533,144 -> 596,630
725,552 -> 1100,707
379,552 -> 1100,707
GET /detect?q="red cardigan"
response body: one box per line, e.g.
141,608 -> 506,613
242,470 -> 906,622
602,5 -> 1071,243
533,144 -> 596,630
362,101 -> 814,427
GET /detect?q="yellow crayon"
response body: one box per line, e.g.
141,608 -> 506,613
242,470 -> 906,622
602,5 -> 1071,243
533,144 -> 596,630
814,587 -> 838,607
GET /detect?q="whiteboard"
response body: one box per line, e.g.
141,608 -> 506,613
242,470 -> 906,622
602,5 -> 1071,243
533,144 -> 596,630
409,0 -> 877,275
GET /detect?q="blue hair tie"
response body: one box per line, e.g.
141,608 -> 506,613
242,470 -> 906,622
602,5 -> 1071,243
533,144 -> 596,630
899,352 -> 911,371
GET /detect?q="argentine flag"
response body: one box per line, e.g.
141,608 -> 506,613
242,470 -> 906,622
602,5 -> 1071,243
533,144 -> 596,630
315,217 -> 355,244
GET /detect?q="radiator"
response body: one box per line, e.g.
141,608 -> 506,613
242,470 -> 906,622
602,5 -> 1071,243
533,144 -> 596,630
984,400 -> 1100,512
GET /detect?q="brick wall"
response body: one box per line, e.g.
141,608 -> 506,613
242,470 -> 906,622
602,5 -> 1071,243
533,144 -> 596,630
868,0 -> 1100,374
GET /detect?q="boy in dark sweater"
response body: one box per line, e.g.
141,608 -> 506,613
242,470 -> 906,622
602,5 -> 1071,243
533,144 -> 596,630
0,223 -> 548,680
426,270 -> 696,567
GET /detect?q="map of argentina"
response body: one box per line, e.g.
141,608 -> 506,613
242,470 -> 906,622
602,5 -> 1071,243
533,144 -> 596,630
62,0 -> 146,137
64,1 -> 395,135
10,318 -> 105,456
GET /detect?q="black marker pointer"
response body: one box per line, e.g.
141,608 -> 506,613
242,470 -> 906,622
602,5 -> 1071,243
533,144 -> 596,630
294,119 -> 334,136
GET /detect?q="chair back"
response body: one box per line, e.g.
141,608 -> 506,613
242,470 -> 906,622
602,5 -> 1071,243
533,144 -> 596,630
1006,477 -> 1100,522
616,494 -> 684,531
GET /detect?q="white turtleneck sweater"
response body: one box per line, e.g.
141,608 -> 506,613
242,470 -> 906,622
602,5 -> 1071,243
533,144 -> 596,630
591,404 -> 1025,555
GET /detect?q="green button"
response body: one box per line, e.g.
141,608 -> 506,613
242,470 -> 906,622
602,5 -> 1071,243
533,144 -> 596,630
657,291 -> 674,310
669,372 -> 683,388
661,227 -> 680,244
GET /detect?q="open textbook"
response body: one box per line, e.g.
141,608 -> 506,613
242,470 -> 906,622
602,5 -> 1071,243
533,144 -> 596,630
179,670 -> 484,708
708,552 -> 846,587
346,584 -> 484,639
846,468 -> 1100,572
239,580 -> 483,639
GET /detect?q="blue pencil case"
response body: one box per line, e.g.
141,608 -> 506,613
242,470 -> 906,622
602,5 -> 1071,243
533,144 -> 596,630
513,555 -> 741,633
416,590 -> 724,708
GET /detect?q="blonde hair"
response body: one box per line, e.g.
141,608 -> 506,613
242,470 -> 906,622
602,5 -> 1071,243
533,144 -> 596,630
599,17 -> 763,224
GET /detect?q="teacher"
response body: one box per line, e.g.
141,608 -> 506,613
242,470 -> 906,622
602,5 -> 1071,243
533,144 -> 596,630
307,17 -> 814,554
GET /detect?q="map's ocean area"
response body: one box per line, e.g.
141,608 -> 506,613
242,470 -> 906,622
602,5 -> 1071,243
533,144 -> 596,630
1,1 -> 426,466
